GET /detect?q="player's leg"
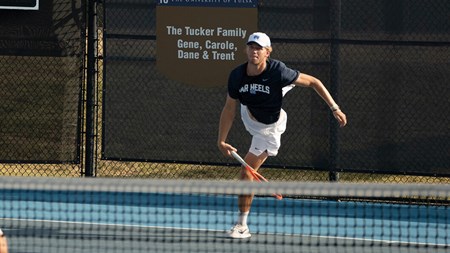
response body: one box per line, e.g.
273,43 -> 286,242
0,229 -> 8,253
238,150 -> 268,212
228,148 -> 268,239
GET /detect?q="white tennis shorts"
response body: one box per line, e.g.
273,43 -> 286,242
240,104 -> 287,156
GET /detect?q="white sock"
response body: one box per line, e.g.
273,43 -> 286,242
237,211 -> 249,226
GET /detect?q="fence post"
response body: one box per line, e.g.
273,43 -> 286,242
84,0 -> 98,177
329,0 -> 341,182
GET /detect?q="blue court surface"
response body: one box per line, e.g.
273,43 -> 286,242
1,189 -> 449,253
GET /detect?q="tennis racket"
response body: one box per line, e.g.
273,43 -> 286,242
230,151 -> 283,200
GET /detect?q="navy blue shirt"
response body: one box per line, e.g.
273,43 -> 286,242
228,59 -> 300,124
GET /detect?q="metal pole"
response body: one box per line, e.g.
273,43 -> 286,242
329,0 -> 341,182
85,0 -> 98,177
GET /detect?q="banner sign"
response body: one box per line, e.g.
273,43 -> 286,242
156,0 -> 258,87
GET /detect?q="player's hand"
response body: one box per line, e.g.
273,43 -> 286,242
333,110 -> 347,127
217,141 -> 237,157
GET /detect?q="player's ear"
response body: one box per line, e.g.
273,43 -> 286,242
265,46 -> 272,57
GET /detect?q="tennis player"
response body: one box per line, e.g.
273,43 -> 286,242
0,229 -> 8,253
217,32 -> 347,239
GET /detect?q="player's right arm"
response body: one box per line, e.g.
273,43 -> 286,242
217,95 -> 238,156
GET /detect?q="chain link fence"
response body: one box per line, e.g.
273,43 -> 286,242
0,0 -> 86,176
0,0 -> 449,184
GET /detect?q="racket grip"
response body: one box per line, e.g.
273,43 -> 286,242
230,151 -> 246,166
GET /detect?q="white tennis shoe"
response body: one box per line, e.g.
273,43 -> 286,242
227,223 -> 251,239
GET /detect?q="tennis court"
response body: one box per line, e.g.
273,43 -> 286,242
1,177 -> 449,253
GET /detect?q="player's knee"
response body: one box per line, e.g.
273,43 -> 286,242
240,168 -> 253,180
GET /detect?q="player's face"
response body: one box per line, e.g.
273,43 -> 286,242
246,43 -> 269,65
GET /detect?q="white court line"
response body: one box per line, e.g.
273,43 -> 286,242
1,217 -> 448,248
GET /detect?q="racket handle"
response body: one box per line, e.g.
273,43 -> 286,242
231,151 -> 247,167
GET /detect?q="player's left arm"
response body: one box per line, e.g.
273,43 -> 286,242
293,73 -> 347,127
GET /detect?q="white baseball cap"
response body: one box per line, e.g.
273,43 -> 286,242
247,32 -> 271,47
